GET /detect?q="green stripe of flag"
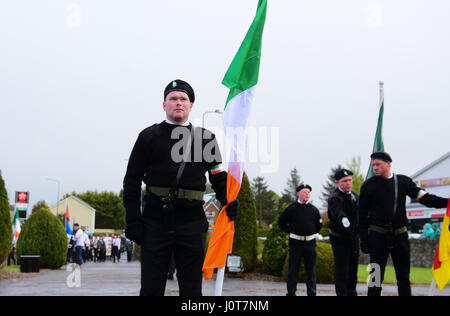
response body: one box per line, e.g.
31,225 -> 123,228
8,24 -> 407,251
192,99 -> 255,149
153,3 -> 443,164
366,97 -> 385,179
222,0 -> 267,106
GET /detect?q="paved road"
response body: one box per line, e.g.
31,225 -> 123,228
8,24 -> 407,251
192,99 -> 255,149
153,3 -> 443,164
1,258 -> 448,296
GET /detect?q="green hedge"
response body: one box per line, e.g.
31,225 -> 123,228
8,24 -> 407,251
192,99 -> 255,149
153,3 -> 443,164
16,207 -> 67,269
0,171 -> 12,265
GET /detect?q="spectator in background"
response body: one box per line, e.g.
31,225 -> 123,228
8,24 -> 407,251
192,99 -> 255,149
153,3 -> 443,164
423,223 -> 435,239
432,223 -> 441,239
8,239 -> 17,266
73,224 -> 84,266
112,235 -> 121,263
93,236 -> 99,262
98,236 -> 106,262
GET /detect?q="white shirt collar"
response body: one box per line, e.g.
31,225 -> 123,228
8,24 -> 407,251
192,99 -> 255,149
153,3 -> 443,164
297,199 -> 310,205
338,187 -> 352,195
165,119 -> 190,126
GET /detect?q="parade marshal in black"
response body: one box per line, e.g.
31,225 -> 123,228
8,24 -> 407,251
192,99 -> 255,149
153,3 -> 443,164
123,121 -> 228,296
359,173 -> 448,296
278,197 -> 322,296
327,187 -> 359,296
123,79 -> 240,296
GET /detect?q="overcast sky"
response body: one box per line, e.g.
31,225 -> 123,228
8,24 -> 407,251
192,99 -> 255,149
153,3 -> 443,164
1,0 -> 449,210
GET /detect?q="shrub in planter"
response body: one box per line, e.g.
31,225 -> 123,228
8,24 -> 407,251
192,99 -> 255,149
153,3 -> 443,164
16,207 -> 67,269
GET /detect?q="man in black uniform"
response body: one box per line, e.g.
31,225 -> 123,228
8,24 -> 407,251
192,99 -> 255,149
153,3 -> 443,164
123,79 -> 239,296
278,184 -> 323,296
328,169 -> 359,296
359,152 -> 449,296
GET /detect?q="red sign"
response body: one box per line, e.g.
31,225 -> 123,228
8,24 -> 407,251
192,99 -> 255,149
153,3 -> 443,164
408,210 -> 424,218
15,191 -> 29,203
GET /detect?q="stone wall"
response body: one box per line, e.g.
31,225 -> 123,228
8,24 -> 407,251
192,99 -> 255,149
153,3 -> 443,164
358,238 -> 439,268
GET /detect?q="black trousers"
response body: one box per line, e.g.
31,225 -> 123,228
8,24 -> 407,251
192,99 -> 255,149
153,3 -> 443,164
140,218 -> 207,296
287,239 -> 317,296
330,235 -> 359,296
112,246 -> 119,263
368,231 -> 411,296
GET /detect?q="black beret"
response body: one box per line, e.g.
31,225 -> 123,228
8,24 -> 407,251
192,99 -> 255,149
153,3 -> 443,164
296,184 -> 312,192
164,79 -> 195,103
335,169 -> 354,181
370,151 -> 392,163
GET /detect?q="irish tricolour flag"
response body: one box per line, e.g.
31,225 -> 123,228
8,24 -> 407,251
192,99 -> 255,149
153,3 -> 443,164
12,209 -> 21,245
202,0 -> 267,293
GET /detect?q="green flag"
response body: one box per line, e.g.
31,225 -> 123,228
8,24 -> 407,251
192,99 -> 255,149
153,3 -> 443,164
366,82 -> 385,179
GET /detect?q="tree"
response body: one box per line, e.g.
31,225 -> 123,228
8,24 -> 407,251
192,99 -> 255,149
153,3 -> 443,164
347,156 -> 364,195
0,170 -> 12,265
262,203 -> 289,276
251,176 -> 278,227
16,206 -> 67,269
320,164 -> 343,209
263,190 -> 280,226
32,200 -> 48,214
233,173 -> 258,272
65,190 -> 126,229
280,167 -> 302,206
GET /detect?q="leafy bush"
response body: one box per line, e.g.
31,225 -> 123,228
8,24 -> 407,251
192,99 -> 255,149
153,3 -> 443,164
0,171 -> 12,265
281,241 -> 335,284
16,207 -> 67,269
319,220 -> 330,237
262,204 -> 289,276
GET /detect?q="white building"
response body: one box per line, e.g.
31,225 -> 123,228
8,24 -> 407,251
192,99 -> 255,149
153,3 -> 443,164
406,152 -> 449,232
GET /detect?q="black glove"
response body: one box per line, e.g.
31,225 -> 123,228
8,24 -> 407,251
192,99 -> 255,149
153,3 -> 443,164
360,239 -> 370,254
225,199 -> 240,221
125,220 -> 144,246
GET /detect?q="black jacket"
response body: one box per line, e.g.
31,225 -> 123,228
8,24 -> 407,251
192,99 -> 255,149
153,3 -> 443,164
278,201 -> 323,237
327,189 -> 359,237
358,173 -> 448,241
123,121 -> 227,224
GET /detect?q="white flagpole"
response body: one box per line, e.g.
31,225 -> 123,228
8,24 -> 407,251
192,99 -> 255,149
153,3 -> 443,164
428,277 -> 437,296
214,267 -> 225,296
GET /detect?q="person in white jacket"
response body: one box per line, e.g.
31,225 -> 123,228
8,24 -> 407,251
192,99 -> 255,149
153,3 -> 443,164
73,224 -> 84,266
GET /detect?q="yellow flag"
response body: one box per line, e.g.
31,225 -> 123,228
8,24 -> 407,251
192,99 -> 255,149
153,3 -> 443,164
431,201 -> 450,290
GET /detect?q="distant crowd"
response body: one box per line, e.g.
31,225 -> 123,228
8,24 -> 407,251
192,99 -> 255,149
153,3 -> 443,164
68,224 -> 136,265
